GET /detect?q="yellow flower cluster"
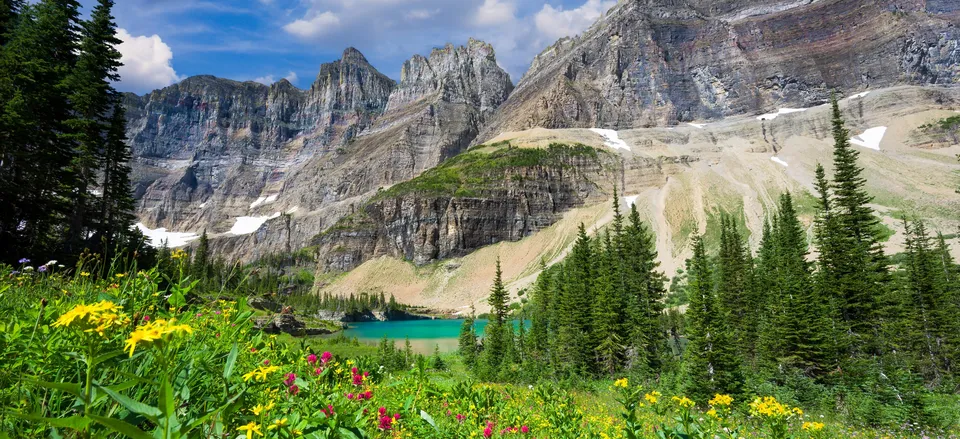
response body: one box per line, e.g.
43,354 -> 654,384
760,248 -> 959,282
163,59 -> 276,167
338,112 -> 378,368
748,396 -> 802,418
644,391 -> 661,404
708,394 -> 733,407
53,300 -> 130,337
613,378 -> 629,388
243,365 -> 281,382
802,421 -> 825,431
251,402 -> 275,416
267,418 -> 287,430
671,396 -> 695,409
237,422 -> 262,437
170,249 -> 188,260
123,318 -> 193,357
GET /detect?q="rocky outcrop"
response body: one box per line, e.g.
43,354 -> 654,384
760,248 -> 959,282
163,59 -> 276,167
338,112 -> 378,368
125,43 -> 514,261
477,0 -> 960,140
255,314 -> 340,336
312,144 -> 621,272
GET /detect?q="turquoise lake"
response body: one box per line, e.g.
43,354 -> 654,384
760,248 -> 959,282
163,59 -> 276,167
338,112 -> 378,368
325,319 -> 524,355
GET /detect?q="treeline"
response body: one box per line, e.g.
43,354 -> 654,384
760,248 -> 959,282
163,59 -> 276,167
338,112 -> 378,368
286,291 -> 407,315
0,0 -> 143,265
462,100 -> 960,426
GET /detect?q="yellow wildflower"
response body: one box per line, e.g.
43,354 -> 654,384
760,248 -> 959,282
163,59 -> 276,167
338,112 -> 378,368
53,301 -> 129,337
242,365 -> 281,382
123,318 -> 193,357
671,396 -> 695,409
115,273 -> 125,278
80,272 -> 90,277
644,391 -> 660,404
748,396 -> 800,418
237,422 -> 263,437
706,408 -> 719,419
708,394 -> 733,407
267,418 -> 288,430
802,421 -> 825,431
613,378 -> 629,388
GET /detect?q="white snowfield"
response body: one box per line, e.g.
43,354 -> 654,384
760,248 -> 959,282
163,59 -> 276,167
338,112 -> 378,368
624,195 -> 639,207
756,108 -> 807,121
850,127 -> 887,151
135,223 -> 199,248
688,123 -> 707,129
286,206 -> 300,214
230,212 -> 281,235
771,156 -> 789,167
198,202 -> 207,208
589,128 -> 631,151
847,91 -> 870,100
249,194 -> 279,209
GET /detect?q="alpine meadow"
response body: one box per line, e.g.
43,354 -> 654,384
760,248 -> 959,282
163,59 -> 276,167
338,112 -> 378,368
2,0 -> 960,438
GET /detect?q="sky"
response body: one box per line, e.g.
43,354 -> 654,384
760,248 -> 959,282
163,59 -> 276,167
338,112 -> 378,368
93,0 -> 618,94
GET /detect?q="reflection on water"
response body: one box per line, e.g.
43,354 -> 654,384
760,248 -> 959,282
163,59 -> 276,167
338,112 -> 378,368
321,319 -> 527,355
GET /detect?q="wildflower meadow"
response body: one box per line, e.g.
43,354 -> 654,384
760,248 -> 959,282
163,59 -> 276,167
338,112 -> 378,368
2,259 -> 957,438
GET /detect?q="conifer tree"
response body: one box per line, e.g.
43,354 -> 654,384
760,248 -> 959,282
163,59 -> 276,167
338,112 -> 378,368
0,0 -> 23,45
193,230 -> 210,281
593,231 -> 623,375
479,259 -> 510,377
682,234 -> 742,402
458,316 -> 478,368
556,224 -> 594,373
528,261 -> 552,360
100,101 -> 136,254
624,204 -> 666,372
716,214 -> 755,362
823,97 -> 890,353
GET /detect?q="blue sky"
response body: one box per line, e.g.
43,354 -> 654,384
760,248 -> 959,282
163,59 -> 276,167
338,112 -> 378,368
93,0 -> 617,94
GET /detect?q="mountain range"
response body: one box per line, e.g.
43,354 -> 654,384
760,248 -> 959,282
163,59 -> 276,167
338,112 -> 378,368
123,0 -> 960,310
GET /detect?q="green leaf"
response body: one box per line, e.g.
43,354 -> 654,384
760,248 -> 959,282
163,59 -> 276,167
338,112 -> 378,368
29,379 -> 83,399
184,389 -> 245,432
420,410 -> 440,434
8,413 -> 91,431
97,385 -> 161,420
403,394 -> 414,411
222,343 -> 238,379
89,414 -> 154,439
159,377 -> 175,418
92,350 -> 125,368
337,427 -> 363,439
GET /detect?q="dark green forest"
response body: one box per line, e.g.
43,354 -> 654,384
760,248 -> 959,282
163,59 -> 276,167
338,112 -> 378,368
462,100 -> 960,426
0,0 -> 144,265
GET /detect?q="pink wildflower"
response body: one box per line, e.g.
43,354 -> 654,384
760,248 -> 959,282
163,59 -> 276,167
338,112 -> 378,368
456,414 -> 465,423
307,353 -> 318,364
142,315 -> 150,321
483,427 -> 492,438
321,351 -> 332,364
521,425 -> 529,433
288,384 -> 299,395
346,393 -> 354,400
284,373 -> 296,386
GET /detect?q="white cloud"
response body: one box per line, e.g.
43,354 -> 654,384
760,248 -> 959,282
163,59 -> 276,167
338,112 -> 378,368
473,0 -> 516,26
253,71 -> 299,85
283,11 -> 340,38
534,0 -> 616,42
405,9 -> 439,20
116,28 -> 182,93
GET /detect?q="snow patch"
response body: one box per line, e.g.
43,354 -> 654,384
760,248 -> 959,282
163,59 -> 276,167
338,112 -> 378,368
770,156 -> 789,167
849,126 -> 887,151
135,223 -> 199,248
249,197 -> 267,209
688,123 -> 707,129
847,91 -> 870,100
623,195 -> 639,207
229,212 -> 281,235
198,202 -> 207,208
286,206 -> 299,214
757,108 -> 807,121
265,194 -> 279,204
589,128 -> 631,151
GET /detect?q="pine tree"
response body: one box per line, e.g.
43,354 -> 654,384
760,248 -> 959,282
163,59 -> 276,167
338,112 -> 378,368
458,316 -> 478,368
100,101 -> 136,255
0,0 -> 82,261
432,344 -> 447,371
64,0 -> 122,254
716,214 -> 755,363
824,97 -> 890,354
192,230 -> 210,281
528,260 -> 553,360
624,204 -> 666,373
556,224 -> 594,374
683,234 -> 742,402
593,230 -> 623,375
0,0 -> 23,45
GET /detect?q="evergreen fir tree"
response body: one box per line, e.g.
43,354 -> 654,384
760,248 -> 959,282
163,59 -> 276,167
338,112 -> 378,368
100,101 -> 136,255
556,224 -> 594,374
192,230 -> 210,281
826,97 -> 890,352
0,0 -> 23,45
624,203 -> 667,373
682,234 -> 742,402
479,259 -> 510,378
432,344 -> 447,371
458,316 -> 478,368
528,260 -> 552,360
716,214 -> 755,362
593,230 -> 623,375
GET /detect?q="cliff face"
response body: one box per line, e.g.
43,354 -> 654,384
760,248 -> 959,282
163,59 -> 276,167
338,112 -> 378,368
125,43 -> 513,261
312,144 -> 623,272
477,0 -> 960,139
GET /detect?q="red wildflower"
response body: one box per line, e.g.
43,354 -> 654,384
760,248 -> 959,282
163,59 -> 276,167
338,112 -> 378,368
307,353 -> 318,364
321,351 -> 332,364
284,372 -> 296,386
288,384 -> 299,395
521,425 -> 529,433
483,426 -> 492,438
